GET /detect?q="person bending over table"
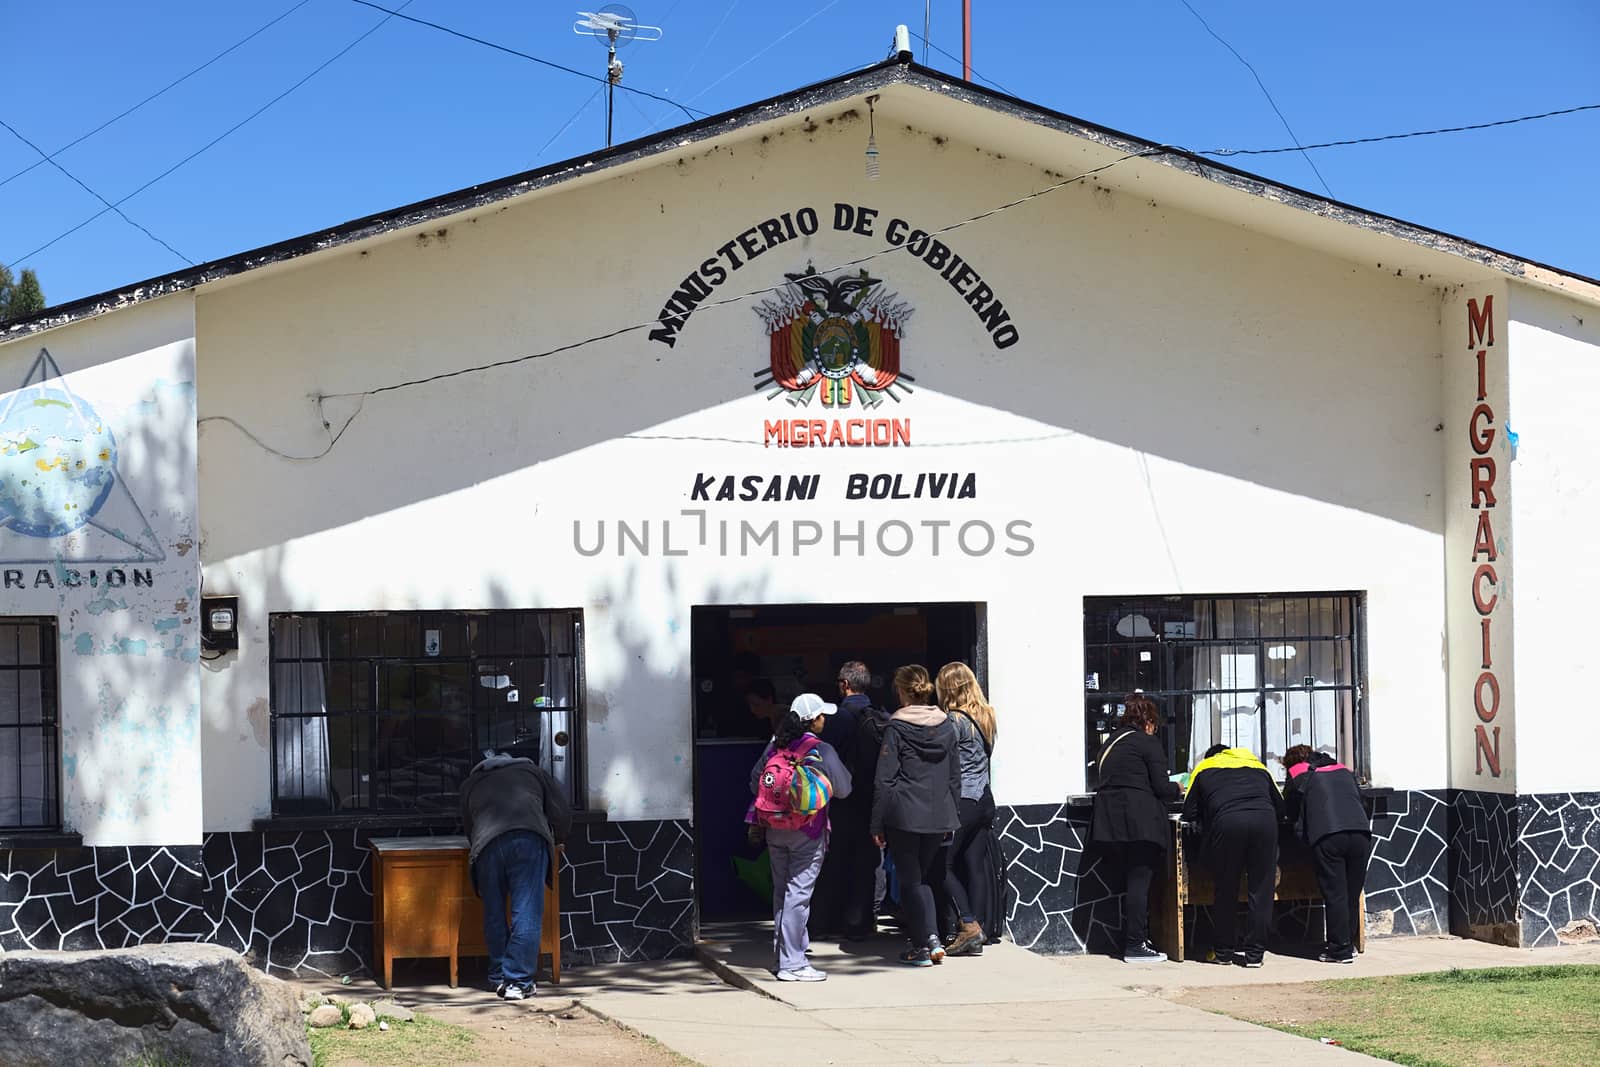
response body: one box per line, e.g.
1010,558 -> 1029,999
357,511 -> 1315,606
1182,743 -> 1282,968
1282,745 -> 1372,964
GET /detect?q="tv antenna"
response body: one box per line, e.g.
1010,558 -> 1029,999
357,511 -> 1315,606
574,5 -> 663,147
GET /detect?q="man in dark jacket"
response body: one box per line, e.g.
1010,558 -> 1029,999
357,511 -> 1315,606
1091,694 -> 1180,963
812,660 -> 877,940
1182,745 -> 1282,967
1282,745 -> 1371,963
460,739 -> 573,999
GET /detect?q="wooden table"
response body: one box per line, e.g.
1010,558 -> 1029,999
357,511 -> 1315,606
369,835 -> 562,989
1149,816 -> 1365,963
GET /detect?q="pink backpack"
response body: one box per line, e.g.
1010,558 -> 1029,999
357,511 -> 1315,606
753,737 -> 832,830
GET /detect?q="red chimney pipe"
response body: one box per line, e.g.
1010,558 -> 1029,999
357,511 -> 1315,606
962,0 -> 972,81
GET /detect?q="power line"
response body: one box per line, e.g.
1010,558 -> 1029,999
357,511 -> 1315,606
183,84 -> 1600,462
1175,0 -> 1333,199
1204,102 -> 1600,157
343,0 -> 704,122
531,85 -> 605,165
0,117 -> 191,265
305,148 -> 1160,407
208,146 -> 1157,461
682,0 -> 847,107
5,0 -> 418,271
908,31 -> 1016,97
0,0 -> 315,192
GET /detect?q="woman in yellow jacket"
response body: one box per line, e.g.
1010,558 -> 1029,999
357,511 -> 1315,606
1182,745 -> 1282,967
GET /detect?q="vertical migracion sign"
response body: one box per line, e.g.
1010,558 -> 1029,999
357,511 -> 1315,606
1445,285 -> 1515,792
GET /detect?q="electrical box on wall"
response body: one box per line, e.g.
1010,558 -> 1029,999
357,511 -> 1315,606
201,595 -> 239,652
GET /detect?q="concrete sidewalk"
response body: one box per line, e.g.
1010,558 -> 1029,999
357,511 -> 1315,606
586,928 -> 1600,1066
585,926 -> 1306,1065
312,932 -> 1600,1066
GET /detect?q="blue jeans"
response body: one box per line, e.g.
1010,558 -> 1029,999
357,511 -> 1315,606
474,830 -> 549,988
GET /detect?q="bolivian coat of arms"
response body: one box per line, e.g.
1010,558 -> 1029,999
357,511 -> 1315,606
753,263 -> 915,407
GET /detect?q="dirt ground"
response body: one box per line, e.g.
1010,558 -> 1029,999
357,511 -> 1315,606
300,987 -> 696,1067
1170,982 -> 1352,1034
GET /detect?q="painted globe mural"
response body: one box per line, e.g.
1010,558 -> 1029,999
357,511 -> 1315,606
0,387 -> 118,538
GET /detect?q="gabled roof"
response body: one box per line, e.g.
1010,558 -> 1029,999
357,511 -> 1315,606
5,56 -> 1597,342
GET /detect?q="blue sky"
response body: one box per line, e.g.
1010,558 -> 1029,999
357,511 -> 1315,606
4,1 -> 1598,307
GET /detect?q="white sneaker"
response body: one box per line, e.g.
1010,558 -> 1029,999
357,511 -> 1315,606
776,965 -> 828,982
502,983 -> 535,1000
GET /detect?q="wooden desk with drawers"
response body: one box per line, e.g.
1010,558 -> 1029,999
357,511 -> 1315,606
369,835 -> 561,989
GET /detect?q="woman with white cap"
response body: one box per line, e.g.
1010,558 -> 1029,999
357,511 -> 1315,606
747,693 -> 853,982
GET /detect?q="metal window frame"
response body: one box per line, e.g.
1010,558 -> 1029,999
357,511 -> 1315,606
267,608 -> 587,816
1083,592 -> 1369,782
0,616 -> 62,832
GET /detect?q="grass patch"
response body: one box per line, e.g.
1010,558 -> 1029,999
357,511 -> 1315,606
1259,965 -> 1600,1067
307,1014 -> 477,1067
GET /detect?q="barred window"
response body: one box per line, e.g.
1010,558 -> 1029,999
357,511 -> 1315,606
269,610 -> 584,815
1084,594 -> 1365,787
0,618 -> 60,831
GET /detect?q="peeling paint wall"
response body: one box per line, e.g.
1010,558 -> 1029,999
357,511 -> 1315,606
0,295 -> 201,846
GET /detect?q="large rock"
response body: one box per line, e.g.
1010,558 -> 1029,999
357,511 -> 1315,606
0,943 -> 312,1067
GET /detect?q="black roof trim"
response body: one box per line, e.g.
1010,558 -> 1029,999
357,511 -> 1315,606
5,57 -> 1596,341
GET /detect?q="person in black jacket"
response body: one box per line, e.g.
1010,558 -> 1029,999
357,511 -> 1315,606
1091,693 -> 1180,963
460,739 -> 573,999
835,660 -> 887,941
1182,744 -> 1282,968
1282,745 -> 1372,964
870,664 -> 962,967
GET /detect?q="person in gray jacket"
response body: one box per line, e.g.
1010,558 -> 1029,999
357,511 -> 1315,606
460,739 -> 573,999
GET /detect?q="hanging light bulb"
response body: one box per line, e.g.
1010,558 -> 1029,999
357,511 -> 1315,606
865,95 -> 880,180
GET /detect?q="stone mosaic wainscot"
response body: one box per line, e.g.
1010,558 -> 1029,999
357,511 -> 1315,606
0,820 -> 694,977
995,790 -> 1452,955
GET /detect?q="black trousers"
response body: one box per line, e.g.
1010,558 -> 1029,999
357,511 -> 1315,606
886,829 -> 944,947
818,815 -> 880,938
950,793 -> 999,933
1209,813 -> 1278,961
1313,831 -> 1372,956
1106,841 -> 1163,948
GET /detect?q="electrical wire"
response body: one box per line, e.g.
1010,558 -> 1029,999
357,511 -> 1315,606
180,81 -> 1600,462
1175,0 -> 1333,198
1202,102 -> 1600,157
0,0 -> 316,191
198,396 -> 366,462
531,85 -> 606,166
4,0 -> 417,271
0,117 -> 191,265
305,148 -> 1162,410
682,0 -> 847,107
343,0 -> 704,122
907,31 -> 1016,97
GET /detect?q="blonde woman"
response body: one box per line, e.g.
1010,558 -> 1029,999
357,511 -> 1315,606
933,662 -> 1001,955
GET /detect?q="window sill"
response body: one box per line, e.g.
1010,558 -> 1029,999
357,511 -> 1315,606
251,810 -> 608,833
0,831 -> 83,850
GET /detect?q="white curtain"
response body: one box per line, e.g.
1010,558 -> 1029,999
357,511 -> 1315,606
274,617 -> 332,806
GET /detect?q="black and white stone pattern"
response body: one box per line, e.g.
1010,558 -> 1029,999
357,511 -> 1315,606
1518,792 -> 1600,947
1364,789 -> 1450,937
995,804 -> 1120,954
1448,789 -> 1521,939
995,791 -> 1453,955
0,819 -> 695,977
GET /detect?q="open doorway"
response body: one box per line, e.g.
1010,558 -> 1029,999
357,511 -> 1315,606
689,602 -> 986,923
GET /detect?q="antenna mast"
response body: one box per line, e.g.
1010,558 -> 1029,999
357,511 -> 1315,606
575,6 -> 663,147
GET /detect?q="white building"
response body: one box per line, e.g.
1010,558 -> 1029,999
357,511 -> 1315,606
2,56 -> 1598,974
